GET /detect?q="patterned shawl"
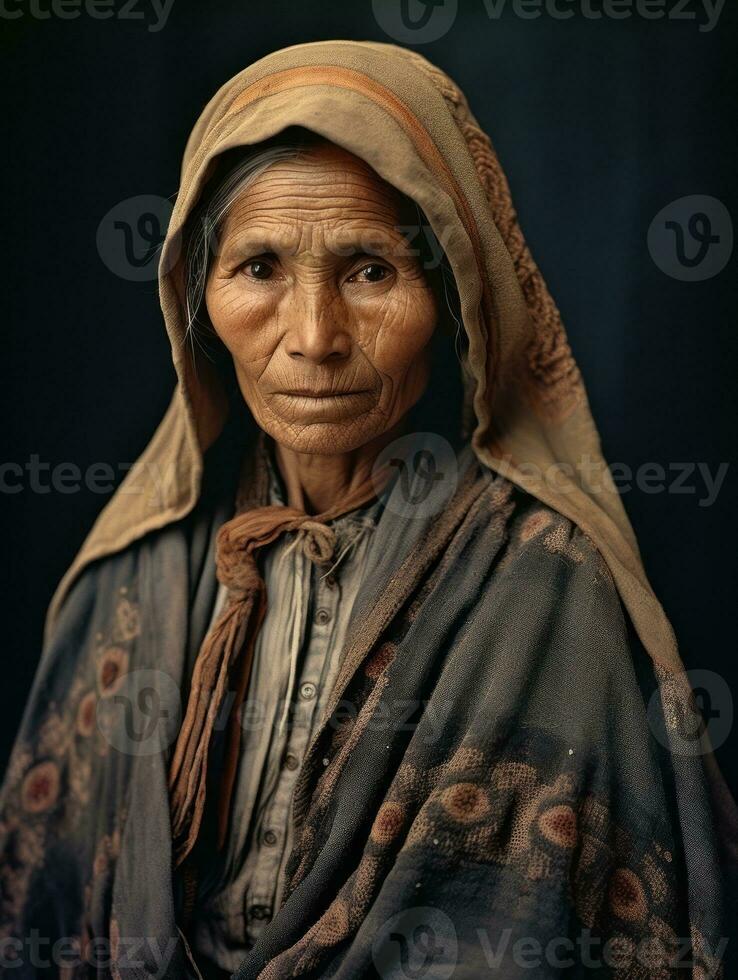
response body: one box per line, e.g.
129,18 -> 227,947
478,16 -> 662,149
1,422 -> 734,978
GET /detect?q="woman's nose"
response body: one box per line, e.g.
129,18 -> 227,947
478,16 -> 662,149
284,286 -> 352,364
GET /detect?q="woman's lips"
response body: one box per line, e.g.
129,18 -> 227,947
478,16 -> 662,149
270,388 -> 377,421
274,384 -> 374,395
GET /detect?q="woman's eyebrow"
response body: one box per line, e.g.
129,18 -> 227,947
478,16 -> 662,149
327,228 -> 416,258
217,232 -> 287,263
330,243 -> 391,258
217,226 -> 414,263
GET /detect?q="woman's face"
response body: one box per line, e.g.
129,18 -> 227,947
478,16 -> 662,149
205,142 -> 438,455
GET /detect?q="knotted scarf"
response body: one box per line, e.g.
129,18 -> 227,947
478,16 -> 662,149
167,439 -> 393,869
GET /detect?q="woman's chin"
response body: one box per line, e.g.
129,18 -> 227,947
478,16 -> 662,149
261,416 -> 387,457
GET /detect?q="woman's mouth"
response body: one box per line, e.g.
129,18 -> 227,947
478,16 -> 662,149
278,387 -> 371,397
270,388 -> 377,421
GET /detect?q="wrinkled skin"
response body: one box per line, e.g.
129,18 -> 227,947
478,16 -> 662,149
205,142 -> 438,513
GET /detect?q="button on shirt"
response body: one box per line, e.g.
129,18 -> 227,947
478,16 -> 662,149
191,453 -> 382,974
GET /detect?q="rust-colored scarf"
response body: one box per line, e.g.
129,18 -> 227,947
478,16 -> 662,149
167,437 -> 392,869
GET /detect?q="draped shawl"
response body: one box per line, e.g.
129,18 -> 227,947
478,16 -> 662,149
1,40 -> 735,980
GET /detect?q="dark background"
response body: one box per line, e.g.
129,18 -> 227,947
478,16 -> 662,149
2,1 -> 736,795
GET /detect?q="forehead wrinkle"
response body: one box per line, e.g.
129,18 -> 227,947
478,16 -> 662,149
228,188 -> 402,225
227,160 -> 407,217
243,158 -> 401,195
227,200 -> 401,226
219,209 -> 413,263
215,145 -> 419,264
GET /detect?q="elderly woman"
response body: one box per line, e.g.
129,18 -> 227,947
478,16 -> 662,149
0,40 -> 735,980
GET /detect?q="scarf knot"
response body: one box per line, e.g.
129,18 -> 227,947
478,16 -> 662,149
168,451 -> 394,869
286,520 -> 337,565
214,523 -> 261,600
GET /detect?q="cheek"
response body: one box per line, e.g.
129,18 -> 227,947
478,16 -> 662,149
360,283 -> 437,375
205,279 -> 277,363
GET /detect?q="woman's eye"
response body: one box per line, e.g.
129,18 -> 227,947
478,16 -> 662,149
351,263 -> 391,283
243,259 -> 274,280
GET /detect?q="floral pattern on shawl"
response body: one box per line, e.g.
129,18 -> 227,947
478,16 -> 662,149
236,486 -> 729,980
0,448 -> 731,980
0,590 -> 139,975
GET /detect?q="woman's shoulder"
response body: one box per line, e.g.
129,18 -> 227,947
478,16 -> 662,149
463,452 -> 616,588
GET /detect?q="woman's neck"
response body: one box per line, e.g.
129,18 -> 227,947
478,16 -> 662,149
272,418 -> 408,515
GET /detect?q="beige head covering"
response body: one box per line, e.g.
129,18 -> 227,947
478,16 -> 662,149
45,39 -> 679,678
